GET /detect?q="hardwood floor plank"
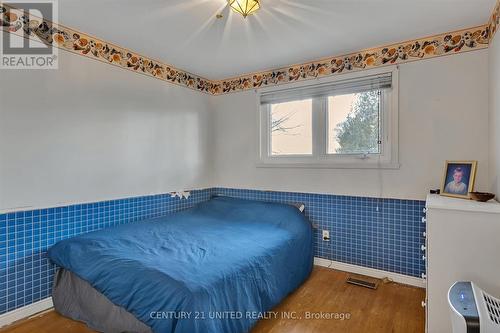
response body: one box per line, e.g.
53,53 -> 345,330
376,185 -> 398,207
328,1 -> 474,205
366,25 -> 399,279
0,267 -> 425,333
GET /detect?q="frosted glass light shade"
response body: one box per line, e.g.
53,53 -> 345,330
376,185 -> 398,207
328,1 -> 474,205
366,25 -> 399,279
228,0 -> 260,18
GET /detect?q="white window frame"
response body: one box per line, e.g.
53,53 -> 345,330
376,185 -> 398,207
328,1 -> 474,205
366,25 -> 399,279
257,66 -> 399,169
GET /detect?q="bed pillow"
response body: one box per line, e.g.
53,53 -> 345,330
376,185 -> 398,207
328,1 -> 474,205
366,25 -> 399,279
290,202 -> 305,212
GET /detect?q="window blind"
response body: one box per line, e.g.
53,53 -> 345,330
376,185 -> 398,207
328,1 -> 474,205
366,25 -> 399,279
260,72 -> 392,105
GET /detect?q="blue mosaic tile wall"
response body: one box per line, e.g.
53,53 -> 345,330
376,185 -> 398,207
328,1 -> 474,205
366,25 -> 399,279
0,187 -> 426,316
213,188 -> 426,278
0,189 -> 213,315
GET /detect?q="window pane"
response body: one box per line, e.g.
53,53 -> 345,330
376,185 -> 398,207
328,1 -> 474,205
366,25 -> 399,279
328,90 -> 381,154
271,99 -> 312,155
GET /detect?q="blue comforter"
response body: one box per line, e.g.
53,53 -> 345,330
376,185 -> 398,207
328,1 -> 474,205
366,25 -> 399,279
48,196 -> 313,333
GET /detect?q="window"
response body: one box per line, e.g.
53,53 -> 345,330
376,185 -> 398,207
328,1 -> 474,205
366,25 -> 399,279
259,67 -> 399,168
327,91 -> 381,155
271,99 -> 313,155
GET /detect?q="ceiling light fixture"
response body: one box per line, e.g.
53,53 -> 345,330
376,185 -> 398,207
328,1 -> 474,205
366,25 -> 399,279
228,0 -> 260,18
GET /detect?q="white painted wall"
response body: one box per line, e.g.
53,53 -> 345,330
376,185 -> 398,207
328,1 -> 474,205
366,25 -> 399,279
0,41 -> 214,212
211,50 -> 490,200
489,32 -> 500,200
0,41 -> 491,210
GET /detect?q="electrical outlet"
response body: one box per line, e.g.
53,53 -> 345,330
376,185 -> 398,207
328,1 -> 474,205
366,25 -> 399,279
322,230 -> 330,241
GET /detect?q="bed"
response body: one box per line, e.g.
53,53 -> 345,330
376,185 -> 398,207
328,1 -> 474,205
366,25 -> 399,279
48,196 -> 313,333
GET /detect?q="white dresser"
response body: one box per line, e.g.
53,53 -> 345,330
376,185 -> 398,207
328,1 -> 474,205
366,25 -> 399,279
425,194 -> 500,333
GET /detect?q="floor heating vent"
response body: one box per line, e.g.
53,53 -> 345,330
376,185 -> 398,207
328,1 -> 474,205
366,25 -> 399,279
346,275 -> 380,290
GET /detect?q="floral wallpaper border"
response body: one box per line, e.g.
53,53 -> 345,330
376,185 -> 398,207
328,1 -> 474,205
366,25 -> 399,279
489,0 -> 500,41
0,4 -> 218,94
214,25 -> 490,94
0,2 -> 496,95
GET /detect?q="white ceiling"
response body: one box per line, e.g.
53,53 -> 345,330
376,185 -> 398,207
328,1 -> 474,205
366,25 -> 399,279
59,0 -> 496,80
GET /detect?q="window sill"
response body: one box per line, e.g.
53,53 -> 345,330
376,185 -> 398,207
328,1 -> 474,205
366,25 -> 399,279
255,161 -> 401,170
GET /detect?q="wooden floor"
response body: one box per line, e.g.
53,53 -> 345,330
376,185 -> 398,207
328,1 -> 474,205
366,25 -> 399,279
1,267 -> 425,333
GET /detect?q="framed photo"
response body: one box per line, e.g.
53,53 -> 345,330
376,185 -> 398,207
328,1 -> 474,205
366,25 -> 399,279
441,161 -> 477,199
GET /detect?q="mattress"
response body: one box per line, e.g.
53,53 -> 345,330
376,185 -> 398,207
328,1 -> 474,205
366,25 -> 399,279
52,268 -> 152,333
48,196 -> 313,333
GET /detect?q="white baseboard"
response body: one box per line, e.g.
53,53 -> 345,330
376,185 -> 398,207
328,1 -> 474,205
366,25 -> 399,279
0,297 -> 53,328
314,257 -> 425,288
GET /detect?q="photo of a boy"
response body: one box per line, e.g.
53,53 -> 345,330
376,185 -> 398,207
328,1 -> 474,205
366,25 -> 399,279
441,161 -> 476,199
444,167 -> 467,195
